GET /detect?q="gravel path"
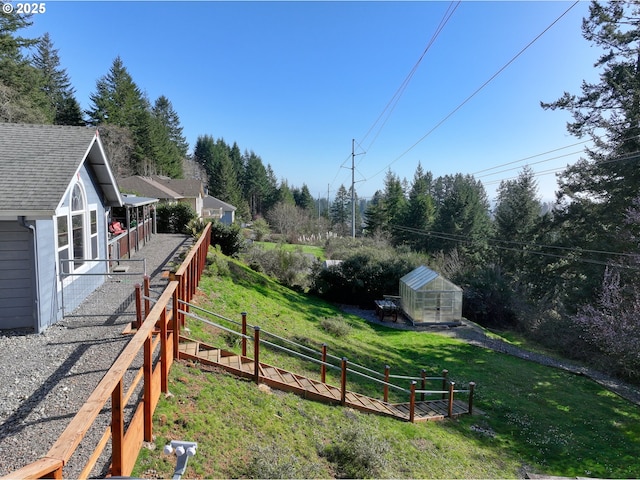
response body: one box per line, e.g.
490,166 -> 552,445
0,233 -> 190,478
341,305 -> 640,407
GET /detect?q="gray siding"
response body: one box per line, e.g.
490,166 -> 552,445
0,221 -> 35,329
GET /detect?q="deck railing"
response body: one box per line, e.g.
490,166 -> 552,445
2,223 -> 212,480
177,302 -> 476,421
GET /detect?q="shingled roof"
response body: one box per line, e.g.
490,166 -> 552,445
0,123 -> 122,216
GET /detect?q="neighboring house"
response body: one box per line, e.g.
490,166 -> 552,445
203,195 -> 236,225
117,175 -> 205,218
0,123 -> 122,332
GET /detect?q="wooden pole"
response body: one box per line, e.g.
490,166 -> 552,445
448,381 -> 455,418
441,369 -> 449,400
468,382 -> 476,415
160,308 -> 168,393
143,275 -> 150,318
241,312 -> 247,357
135,283 -> 142,330
409,381 -> 416,423
421,369 -> 426,401
111,380 -> 124,476
143,332 -> 153,441
254,326 -> 261,384
340,358 -> 347,406
171,275 -> 180,360
321,344 -> 327,383
384,365 -> 390,402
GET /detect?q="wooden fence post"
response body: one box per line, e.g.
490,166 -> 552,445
241,312 -> 247,357
144,331 -> 153,441
448,381 -> 455,418
143,275 -> 150,318
421,369 -> 426,401
160,308 -> 168,393
409,381 -> 416,423
341,358 -> 348,406
135,283 -> 143,329
170,274 -> 180,360
384,365 -> 390,402
441,369 -> 449,400
468,382 -> 476,415
111,380 -> 124,477
320,344 -> 327,383
254,326 -> 261,384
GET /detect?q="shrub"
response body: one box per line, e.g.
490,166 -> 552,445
320,316 -> 352,338
209,221 -> 244,257
156,203 -> 197,234
243,443 -> 324,479
321,421 -> 390,478
243,244 -> 314,291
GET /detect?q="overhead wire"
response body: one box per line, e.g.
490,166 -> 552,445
329,1 -> 461,194
363,0 -> 581,184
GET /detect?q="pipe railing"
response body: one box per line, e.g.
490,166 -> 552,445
178,305 -> 476,419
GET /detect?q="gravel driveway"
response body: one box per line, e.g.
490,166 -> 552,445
0,233 -> 190,478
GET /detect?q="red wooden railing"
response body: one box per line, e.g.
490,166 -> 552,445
2,223 -> 211,480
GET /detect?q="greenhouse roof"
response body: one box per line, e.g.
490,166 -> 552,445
400,266 -> 462,291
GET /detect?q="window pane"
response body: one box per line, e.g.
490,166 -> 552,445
72,213 -> 84,266
57,216 -> 68,247
90,210 -> 97,234
72,184 -> 84,211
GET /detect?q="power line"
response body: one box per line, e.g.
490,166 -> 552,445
363,1 -> 581,183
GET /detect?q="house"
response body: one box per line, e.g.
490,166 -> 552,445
0,123 -> 122,332
117,175 -> 205,218
202,195 -> 236,225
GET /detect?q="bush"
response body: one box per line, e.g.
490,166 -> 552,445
310,248 -> 426,307
156,203 -> 197,234
243,244 -> 314,291
321,421 -> 390,478
243,443 -> 325,479
209,221 -> 244,257
320,316 -> 352,338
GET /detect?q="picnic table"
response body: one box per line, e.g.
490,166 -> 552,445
374,298 -> 399,322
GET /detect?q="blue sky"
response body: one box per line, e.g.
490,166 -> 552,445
23,1 -> 600,203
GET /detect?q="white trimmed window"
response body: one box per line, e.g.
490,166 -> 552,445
56,180 -> 99,274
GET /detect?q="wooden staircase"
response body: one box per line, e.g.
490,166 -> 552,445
178,338 -> 471,422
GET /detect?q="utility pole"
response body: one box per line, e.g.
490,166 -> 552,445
351,139 -> 356,238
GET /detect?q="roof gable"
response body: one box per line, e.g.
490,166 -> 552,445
0,123 -> 122,215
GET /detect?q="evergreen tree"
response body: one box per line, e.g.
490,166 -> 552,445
31,32 -> 83,125
399,163 -> 436,251
493,166 -> 541,275
153,95 -> 188,157
541,0 -> 640,306
86,57 -> 154,174
431,173 -> 493,262
293,184 -> 314,211
331,184 -> 350,237
243,150 -> 270,218
0,8 -> 50,122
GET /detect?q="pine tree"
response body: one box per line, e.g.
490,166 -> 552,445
493,166 -> 541,276
330,185 -> 350,237
0,8 -> 50,122
31,32 -> 83,125
540,0 -> 640,306
400,163 -> 436,251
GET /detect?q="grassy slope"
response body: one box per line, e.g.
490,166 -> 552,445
133,253 -> 640,479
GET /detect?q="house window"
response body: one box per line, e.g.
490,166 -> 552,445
90,210 -> 98,259
71,184 -> 86,268
57,216 -> 70,274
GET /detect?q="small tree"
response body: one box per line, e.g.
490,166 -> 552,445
156,203 -> 196,234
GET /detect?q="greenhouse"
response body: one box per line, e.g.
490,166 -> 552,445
399,266 -> 463,325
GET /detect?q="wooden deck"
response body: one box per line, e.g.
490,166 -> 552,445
178,338 -> 470,422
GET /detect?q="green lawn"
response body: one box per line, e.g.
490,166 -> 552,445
133,252 -> 640,479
